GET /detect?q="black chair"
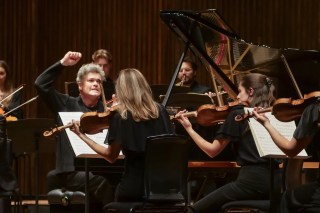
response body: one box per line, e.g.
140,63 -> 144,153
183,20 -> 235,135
65,81 -> 79,97
104,134 -> 192,213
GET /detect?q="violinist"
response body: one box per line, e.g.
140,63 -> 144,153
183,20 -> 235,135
0,60 -> 23,119
34,51 -> 113,209
70,68 -> 175,206
175,73 -> 278,212
253,102 -> 320,212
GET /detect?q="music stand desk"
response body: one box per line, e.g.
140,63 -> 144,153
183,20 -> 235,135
160,93 -> 212,110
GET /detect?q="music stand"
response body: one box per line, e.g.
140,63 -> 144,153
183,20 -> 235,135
160,93 -> 212,112
6,118 -> 56,213
151,84 -> 191,102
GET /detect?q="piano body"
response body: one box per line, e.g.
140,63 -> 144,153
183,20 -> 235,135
160,9 -> 320,101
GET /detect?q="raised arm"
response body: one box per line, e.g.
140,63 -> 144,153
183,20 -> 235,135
34,51 -> 82,112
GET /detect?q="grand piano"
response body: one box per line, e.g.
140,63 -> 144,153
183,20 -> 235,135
160,9 -> 320,101
76,9 -> 320,191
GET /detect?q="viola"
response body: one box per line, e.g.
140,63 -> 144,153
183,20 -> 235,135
43,104 -> 119,137
235,91 -> 320,122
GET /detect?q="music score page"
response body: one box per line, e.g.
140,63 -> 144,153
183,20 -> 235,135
245,108 -> 308,158
58,112 -> 108,158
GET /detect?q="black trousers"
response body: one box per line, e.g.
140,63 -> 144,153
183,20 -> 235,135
192,165 -> 272,213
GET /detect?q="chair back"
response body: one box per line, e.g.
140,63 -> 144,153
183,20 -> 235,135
144,134 -> 188,203
65,82 -> 79,97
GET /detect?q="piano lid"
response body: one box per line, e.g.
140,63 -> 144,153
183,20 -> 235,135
160,9 -> 320,100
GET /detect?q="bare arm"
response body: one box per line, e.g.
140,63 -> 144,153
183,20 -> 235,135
175,111 -> 229,158
253,110 -> 312,157
70,120 -> 121,163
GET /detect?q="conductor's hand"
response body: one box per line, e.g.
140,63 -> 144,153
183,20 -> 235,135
252,107 -> 270,126
69,120 -> 82,136
175,110 -> 192,130
60,51 -> 82,66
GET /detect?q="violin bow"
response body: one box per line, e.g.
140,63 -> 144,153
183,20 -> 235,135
4,95 -> 38,116
100,83 -> 108,112
0,84 -> 25,105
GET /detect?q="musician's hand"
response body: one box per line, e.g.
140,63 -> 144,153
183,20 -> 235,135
61,51 -> 82,66
111,94 -> 118,106
252,107 -> 270,126
205,92 -> 216,104
175,110 -> 192,129
69,120 -> 82,136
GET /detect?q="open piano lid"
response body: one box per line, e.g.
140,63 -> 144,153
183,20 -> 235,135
160,9 -> 320,99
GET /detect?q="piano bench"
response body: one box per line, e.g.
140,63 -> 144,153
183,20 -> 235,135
47,189 -> 86,213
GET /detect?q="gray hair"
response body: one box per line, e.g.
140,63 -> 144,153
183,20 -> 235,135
76,63 -> 106,82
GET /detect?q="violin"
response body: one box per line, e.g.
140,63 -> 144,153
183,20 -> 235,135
172,100 -> 241,126
196,100 -> 241,126
235,91 -> 320,122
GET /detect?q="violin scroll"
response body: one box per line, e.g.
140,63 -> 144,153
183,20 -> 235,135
43,123 -> 73,137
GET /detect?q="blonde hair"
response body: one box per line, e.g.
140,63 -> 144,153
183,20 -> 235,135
92,49 -> 112,63
115,68 -> 159,121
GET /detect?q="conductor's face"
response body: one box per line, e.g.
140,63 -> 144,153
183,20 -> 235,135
78,72 -> 102,99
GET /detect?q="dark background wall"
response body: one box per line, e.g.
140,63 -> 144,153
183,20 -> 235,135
1,0 -> 320,195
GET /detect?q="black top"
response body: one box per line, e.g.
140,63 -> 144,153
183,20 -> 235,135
107,104 -> 175,201
34,61 -> 105,174
3,90 -> 23,119
294,103 -> 320,140
215,105 -> 269,166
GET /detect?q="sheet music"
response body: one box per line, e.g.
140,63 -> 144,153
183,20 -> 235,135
245,108 -> 308,158
58,112 -> 108,158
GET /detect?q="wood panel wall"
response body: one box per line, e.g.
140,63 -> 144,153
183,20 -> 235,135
1,0 -> 320,195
